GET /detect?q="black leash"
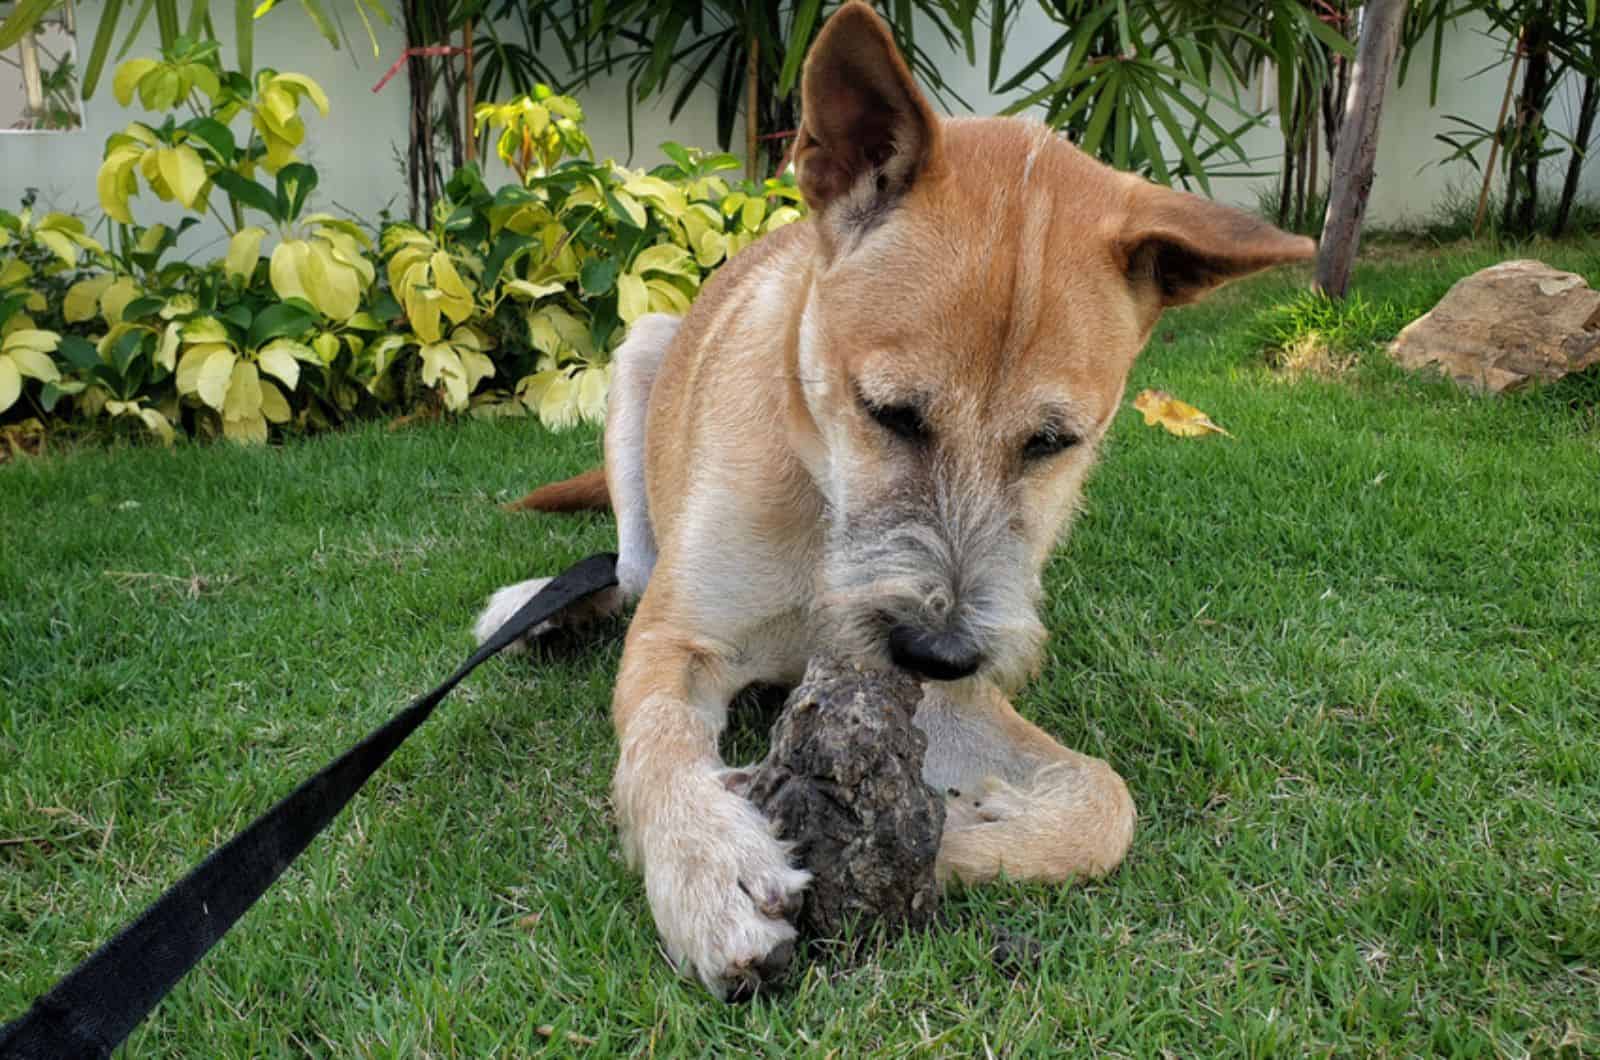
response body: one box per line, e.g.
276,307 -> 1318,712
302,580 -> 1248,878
1,553 -> 618,1059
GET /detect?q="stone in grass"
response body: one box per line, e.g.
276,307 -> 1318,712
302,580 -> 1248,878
744,656 -> 945,941
1387,259 -> 1600,393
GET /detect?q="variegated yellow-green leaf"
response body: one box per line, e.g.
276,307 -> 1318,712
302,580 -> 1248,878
419,342 -> 469,409
311,332 -> 340,364
156,323 -> 181,371
112,59 -> 159,106
609,188 -> 647,230
403,285 -> 443,345
693,229 -> 727,268
140,406 -> 175,444
739,197 -> 766,231
258,342 -> 300,390
632,243 -> 695,278
97,144 -> 146,224
106,399 -> 175,444
100,277 -> 140,324
32,228 -> 79,267
223,359 -> 263,423
259,379 -> 291,424
366,333 -> 408,382
225,226 -> 267,284
429,251 -> 474,324
537,369 -> 578,430
527,305 -> 592,357
575,364 -> 609,424
502,279 -> 565,301
223,409 -> 268,443
182,316 -> 230,343
141,67 -> 182,110
159,293 -> 197,319
269,240 -> 312,306
0,357 -> 20,413
155,145 -> 208,209
645,277 -> 692,316
270,73 -> 330,116
133,225 -> 168,255
0,257 -> 29,287
3,344 -> 60,384
617,273 -> 648,326
64,276 -> 113,323
766,206 -> 803,231
3,328 -> 60,354
175,343 -> 212,398
195,345 -> 237,410
458,347 -> 495,394
299,241 -> 360,320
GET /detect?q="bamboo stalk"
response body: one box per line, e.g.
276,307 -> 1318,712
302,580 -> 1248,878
1473,32 -> 1522,238
19,31 -> 44,122
463,17 -> 475,159
746,36 -> 760,182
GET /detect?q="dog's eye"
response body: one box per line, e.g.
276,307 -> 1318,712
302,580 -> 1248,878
1022,428 -> 1080,461
863,399 -> 930,443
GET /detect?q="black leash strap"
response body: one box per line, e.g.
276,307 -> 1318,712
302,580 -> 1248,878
1,553 -> 618,1060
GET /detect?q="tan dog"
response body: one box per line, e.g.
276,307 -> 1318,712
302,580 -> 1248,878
477,2 -> 1313,1000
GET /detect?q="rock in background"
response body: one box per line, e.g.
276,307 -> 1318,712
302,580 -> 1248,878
1388,260 -> 1600,393
745,657 -> 944,940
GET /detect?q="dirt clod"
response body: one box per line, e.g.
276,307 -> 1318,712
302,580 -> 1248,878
745,656 -> 945,940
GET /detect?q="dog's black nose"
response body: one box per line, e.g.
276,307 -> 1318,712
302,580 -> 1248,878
888,626 -> 981,681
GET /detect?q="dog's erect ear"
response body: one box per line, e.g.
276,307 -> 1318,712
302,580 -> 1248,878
1119,184 -> 1316,308
794,1 -> 940,239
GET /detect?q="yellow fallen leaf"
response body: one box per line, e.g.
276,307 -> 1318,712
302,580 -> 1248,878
1133,389 -> 1232,438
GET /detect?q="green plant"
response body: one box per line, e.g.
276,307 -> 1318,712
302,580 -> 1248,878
506,0 -> 980,180
370,89 -> 806,429
0,0 -> 390,100
0,63 -> 811,445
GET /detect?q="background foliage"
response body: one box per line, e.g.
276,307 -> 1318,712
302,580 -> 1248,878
0,43 -> 805,444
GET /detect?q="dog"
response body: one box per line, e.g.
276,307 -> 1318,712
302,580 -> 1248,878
476,1 -> 1314,1000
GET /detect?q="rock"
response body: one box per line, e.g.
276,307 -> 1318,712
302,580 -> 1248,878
744,657 -> 944,940
1387,259 -> 1600,393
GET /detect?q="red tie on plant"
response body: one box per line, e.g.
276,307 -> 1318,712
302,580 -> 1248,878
371,45 -> 465,94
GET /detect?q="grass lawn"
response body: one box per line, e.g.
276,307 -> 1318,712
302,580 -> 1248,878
4,240 -> 1599,1057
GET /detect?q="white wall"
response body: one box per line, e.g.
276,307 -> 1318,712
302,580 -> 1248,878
910,5 -> 1598,227
1,1 -> 1594,251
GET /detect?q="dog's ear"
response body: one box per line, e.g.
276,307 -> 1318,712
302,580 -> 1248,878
794,1 -> 941,242
1119,184 -> 1316,308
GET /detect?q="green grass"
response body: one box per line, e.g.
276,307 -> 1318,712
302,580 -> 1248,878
4,241 -> 1600,1057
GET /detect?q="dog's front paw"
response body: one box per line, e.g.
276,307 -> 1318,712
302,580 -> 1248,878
637,782 -> 809,1001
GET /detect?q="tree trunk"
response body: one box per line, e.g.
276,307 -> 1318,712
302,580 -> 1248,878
1511,16 -> 1551,236
1554,73 -> 1598,238
1315,0 -> 1405,299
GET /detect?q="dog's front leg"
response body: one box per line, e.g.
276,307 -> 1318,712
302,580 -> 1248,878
610,604 -> 808,1000
916,680 -> 1136,885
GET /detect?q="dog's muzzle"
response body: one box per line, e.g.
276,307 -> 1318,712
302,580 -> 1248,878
887,624 -> 982,681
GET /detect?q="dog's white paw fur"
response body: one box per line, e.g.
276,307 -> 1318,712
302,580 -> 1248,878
633,774 -> 810,999
473,577 -> 556,651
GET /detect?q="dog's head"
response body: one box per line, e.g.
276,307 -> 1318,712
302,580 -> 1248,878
789,2 -> 1313,687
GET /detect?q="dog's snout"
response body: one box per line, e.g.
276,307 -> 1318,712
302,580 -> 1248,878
888,625 -> 982,681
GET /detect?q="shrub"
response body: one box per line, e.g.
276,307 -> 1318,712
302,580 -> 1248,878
0,44 -> 808,445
